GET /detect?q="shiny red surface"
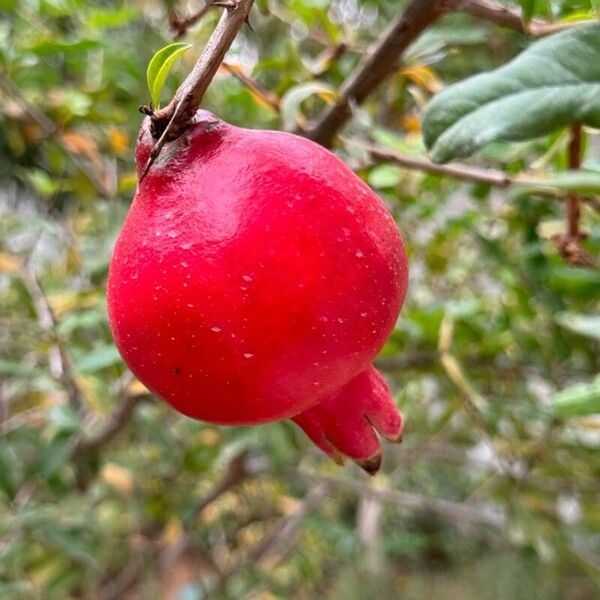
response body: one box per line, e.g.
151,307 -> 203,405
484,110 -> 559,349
108,111 -> 407,461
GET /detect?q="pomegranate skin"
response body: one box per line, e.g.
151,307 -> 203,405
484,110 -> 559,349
108,111 -> 408,436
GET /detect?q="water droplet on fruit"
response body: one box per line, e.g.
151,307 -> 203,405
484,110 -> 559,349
346,206 -> 355,214
241,274 -> 252,282
243,353 -> 254,359
360,312 -> 368,317
187,303 -> 194,308
355,250 -> 364,258
180,260 -> 189,268
180,242 -> 192,250
167,231 -> 177,238
211,326 -> 222,333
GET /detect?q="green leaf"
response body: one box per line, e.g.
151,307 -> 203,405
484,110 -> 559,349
519,0 -> 537,23
553,376 -> 600,417
522,170 -> 600,194
367,165 -> 402,189
280,81 -> 337,131
146,42 -> 192,108
422,23 -> 600,163
555,313 -> 600,340
75,344 -> 122,373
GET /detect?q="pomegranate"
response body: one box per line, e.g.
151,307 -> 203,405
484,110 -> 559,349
107,110 -> 408,473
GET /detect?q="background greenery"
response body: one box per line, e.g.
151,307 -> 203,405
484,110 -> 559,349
1,0 -> 599,598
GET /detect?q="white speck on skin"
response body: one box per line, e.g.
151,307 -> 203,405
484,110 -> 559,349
243,353 -> 254,359
355,250 -> 364,258
211,326 -> 222,333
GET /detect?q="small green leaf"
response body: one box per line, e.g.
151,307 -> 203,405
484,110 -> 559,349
422,23 -> 600,163
522,170 -> 600,194
553,376 -> 600,418
519,0 -> 537,24
75,344 -> 122,373
280,81 -> 337,131
146,42 -> 192,108
367,165 -> 401,189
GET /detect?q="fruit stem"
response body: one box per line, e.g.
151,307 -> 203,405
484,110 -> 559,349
150,0 -> 254,143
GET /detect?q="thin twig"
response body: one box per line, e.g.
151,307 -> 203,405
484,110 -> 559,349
552,123 -> 595,267
302,470 -> 506,528
221,62 -> 280,113
358,140 -> 600,210
457,0 -> 598,37
22,269 -> 83,412
306,0 -> 455,147
567,123 -> 582,239
170,2 -> 216,39
72,393 -> 152,457
222,483 -> 328,582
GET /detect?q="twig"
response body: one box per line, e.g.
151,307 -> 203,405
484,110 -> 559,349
0,71 -> 114,197
150,0 -> 254,143
159,450 -> 264,572
552,123 -> 595,267
457,0 -> 598,37
302,470 -> 506,528
306,0 -> 456,147
362,141 -> 513,187
170,2 -> 216,39
22,269 -> 83,412
222,483 -> 328,581
358,140 -> 600,210
72,392 -> 152,457
567,123 -> 582,239
221,62 -> 280,113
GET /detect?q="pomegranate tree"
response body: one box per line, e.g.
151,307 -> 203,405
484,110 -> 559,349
107,110 -> 408,473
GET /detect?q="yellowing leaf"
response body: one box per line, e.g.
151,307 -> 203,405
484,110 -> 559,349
161,518 -> 184,546
101,463 -> 134,496
0,252 -> 22,273
401,64 -> 443,93
199,428 -> 221,446
107,127 -> 128,155
126,379 -> 150,396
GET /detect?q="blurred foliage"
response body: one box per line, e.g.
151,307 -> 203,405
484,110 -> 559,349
1,0 -> 599,598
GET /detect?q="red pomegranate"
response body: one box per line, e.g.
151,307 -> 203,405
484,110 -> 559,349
107,110 -> 408,473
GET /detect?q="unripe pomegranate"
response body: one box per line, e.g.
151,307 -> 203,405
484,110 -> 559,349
107,110 -> 408,473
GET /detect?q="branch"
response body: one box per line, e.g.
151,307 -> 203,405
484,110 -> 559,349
361,141 -> 513,187
306,0 -> 454,148
22,269 -> 83,412
303,471 -> 506,529
222,483 -> 328,582
457,0 -> 598,37
72,392 -> 152,457
170,2 -> 216,39
150,0 -> 254,142
358,140 -> 600,210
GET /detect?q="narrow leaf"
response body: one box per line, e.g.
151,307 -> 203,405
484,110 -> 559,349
146,42 -> 192,108
519,0 -> 537,24
553,376 -> 600,418
422,23 -> 600,163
